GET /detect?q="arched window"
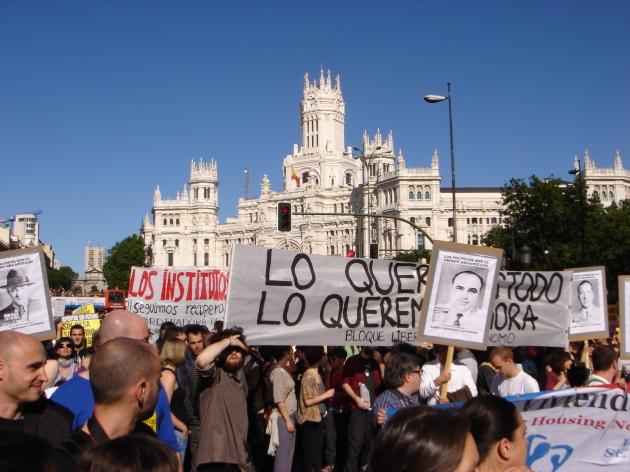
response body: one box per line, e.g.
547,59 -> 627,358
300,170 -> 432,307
426,217 -> 431,226
472,235 -> 479,245
302,172 -> 310,184
425,189 -> 430,200
610,191 -> 614,200
330,245 -> 335,255
345,173 -> 353,186
416,191 -> 422,200
204,253 -> 209,266
408,187 -> 415,199
410,217 -> 416,225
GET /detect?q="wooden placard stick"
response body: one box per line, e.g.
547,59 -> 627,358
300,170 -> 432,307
439,345 -> 455,402
581,339 -> 591,369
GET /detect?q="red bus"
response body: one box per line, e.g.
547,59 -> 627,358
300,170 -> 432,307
104,289 -> 126,310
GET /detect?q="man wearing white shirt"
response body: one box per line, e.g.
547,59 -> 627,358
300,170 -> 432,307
420,345 -> 477,405
489,346 -> 539,397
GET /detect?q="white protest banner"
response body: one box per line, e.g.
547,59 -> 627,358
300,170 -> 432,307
488,271 -> 572,347
126,266 -> 229,335
225,245 -> 428,346
51,296 -> 105,312
512,386 -> 630,471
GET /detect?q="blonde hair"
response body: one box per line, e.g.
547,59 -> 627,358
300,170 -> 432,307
160,338 -> 187,367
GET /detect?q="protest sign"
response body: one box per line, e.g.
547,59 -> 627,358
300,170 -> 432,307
225,245 -> 428,346
61,310 -> 101,347
0,247 -> 55,340
568,266 -> 609,340
126,266 -> 229,335
487,271 -> 572,347
72,303 -> 95,315
418,241 -> 502,350
512,386 -> 630,471
51,296 -> 105,315
620,276 -> 630,360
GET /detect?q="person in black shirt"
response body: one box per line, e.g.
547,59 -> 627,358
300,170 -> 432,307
55,337 -> 162,467
0,331 -> 73,447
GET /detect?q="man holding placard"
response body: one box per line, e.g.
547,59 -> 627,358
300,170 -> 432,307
419,344 -> 477,405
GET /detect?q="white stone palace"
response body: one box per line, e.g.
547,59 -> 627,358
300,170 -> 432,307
140,69 -> 625,269
573,150 -> 630,204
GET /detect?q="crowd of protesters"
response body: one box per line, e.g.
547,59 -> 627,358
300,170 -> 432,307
0,308 -> 628,472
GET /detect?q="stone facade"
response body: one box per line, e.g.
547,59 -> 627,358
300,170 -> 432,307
141,70 -> 507,269
574,150 -> 630,205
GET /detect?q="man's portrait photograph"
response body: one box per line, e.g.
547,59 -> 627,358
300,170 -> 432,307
0,248 -> 54,338
419,241 -> 503,350
568,266 -> 608,339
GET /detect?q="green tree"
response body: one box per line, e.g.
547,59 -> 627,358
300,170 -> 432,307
47,266 -> 78,291
482,175 -> 630,301
103,234 -> 147,290
393,249 -> 432,264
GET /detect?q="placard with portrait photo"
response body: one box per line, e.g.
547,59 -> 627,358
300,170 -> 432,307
0,247 -> 55,340
418,241 -> 503,350
567,266 -> 608,340
618,276 -> 630,360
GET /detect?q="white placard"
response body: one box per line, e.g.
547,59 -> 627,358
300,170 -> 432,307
126,266 -> 229,335
488,271 -> 572,347
225,245 -> 428,346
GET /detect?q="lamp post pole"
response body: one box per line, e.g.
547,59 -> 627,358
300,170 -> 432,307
425,83 -> 457,242
353,146 -> 382,257
569,159 -> 586,264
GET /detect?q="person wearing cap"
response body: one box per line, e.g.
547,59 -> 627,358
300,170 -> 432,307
0,269 -> 43,325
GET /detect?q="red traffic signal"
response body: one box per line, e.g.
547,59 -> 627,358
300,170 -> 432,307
277,202 -> 292,232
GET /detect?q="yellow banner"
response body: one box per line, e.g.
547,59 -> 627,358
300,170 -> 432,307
61,312 -> 101,347
72,303 -> 95,315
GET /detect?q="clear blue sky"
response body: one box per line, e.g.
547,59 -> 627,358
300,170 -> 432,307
1,0 -> 629,274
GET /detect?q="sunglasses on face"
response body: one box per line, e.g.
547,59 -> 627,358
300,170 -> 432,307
58,343 -> 72,349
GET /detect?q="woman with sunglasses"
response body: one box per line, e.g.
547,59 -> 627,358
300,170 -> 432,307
52,336 -> 80,386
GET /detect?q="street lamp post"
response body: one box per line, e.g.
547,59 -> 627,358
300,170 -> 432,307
569,159 -> 586,264
424,83 -> 457,242
353,145 -> 382,256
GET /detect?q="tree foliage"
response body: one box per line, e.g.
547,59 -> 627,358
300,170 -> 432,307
482,175 -> 630,301
103,234 -> 146,290
47,266 -> 78,291
393,249 -> 432,264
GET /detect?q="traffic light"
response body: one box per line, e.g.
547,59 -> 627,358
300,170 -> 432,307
277,202 -> 292,232
369,243 -> 379,259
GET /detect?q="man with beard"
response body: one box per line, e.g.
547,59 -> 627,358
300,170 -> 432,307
193,327 -> 252,471
55,337 -> 161,467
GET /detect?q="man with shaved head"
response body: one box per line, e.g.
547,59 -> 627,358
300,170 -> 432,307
56,338 -> 161,466
51,310 -> 180,456
0,331 -> 73,445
